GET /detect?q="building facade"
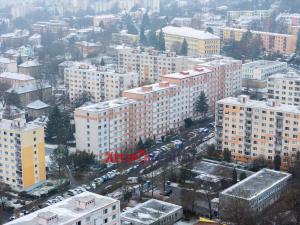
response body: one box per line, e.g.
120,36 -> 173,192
117,47 -> 189,84
75,66 -> 242,159
5,192 -> 120,225
242,60 -> 288,88
0,57 -> 18,73
216,95 -> 300,166
267,72 -> 300,106
221,27 -> 297,55
0,72 -> 35,87
219,169 -> 291,216
161,26 -> 220,57
64,64 -> 139,103
0,106 -> 46,191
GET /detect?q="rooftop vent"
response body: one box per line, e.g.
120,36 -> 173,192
195,67 -> 204,72
37,212 -> 58,225
159,82 -> 169,87
238,95 -> 249,104
180,71 -> 189,75
75,196 -> 96,210
142,86 -> 153,92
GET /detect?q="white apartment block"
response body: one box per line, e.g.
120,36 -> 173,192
117,47 -> 189,84
242,60 -> 288,80
216,95 -> 300,167
5,192 -> 120,225
75,97 -> 137,160
64,64 -> 139,103
267,72 -> 300,106
276,13 -> 300,27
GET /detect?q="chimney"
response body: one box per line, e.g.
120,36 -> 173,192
75,196 -> 95,210
142,85 -> 153,92
180,71 -> 189,75
195,67 -> 204,72
159,82 -> 169,88
37,212 -> 58,225
238,95 -> 249,103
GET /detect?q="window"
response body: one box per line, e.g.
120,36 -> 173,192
104,209 -> 108,214
112,205 -> 116,210
104,218 -> 108,223
76,221 -> 81,225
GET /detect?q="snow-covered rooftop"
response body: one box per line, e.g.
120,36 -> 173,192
5,192 -> 118,225
18,60 -> 41,67
121,199 -> 182,225
26,100 -> 49,110
162,26 -> 220,40
221,169 -> 291,200
218,95 -> 300,114
76,97 -> 136,113
0,72 -> 35,81
161,67 -> 212,80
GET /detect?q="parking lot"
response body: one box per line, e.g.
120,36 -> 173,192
6,119 -> 216,222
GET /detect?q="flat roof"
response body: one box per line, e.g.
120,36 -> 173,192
222,27 -> 295,37
124,82 -> 177,95
242,60 -> 287,69
76,97 -> 136,112
217,95 -> 300,114
162,26 -> 220,40
161,67 -> 212,80
121,199 -> 182,225
268,72 -> 300,81
221,169 -> 291,200
0,72 -> 35,81
5,192 -> 118,225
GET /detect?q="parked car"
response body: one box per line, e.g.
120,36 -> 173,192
82,184 -> 91,190
164,189 -> 173,196
67,189 -> 77,196
55,196 -> 64,201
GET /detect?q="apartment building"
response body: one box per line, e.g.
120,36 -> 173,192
92,0 -> 159,13
31,20 -> 69,35
123,82 -> 183,139
64,64 -> 139,103
227,10 -> 272,21
199,57 -> 242,99
0,106 -> 46,191
221,27 -> 297,55
161,67 -> 224,114
216,95 -> 300,166
0,72 -> 35,87
117,47 -> 189,83
276,13 -> 300,27
242,60 -> 288,88
75,97 -> 137,160
75,67 -> 242,158
220,169 -> 291,217
267,72 -> 300,106
93,14 -> 120,27
5,192 -> 120,225
0,30 -> 29,49
18,60 -> 42,78
161,26 -> 220,57
0,57 -> 17,73
121,199 -> 182,225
